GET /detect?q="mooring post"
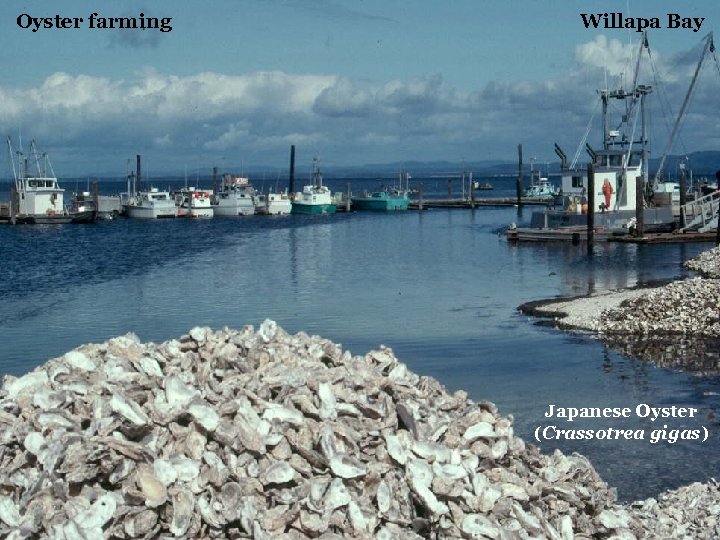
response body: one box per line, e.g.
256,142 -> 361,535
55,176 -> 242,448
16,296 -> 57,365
136,155 -> 142,193
469,171 -> 475,209
679,166 -> 687,229
265,187 -> 270,214
92,180 -> 99,221
635,176 -> 644,237
346,182 -> 351,212
288,145 -> 296,197
10,184 -> 17,225
716,171 -> 720,247
587,162 -> 595,252
419,182 -> 424,211
517,144 -> 523,207
447,178 -> 452,200
212,166 -> 218,196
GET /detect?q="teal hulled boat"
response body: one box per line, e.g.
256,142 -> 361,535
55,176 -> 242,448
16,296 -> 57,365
351,189 -> 410,211
291,158 -> 337,215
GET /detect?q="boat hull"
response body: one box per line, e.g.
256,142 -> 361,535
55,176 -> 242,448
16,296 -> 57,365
125,206 -> 177,219
213,203 -> 255,217
351,197 -> 409,211
291,202 -> 336,215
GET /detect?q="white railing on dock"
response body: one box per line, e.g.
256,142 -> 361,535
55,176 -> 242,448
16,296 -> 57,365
680,190 -> 720,232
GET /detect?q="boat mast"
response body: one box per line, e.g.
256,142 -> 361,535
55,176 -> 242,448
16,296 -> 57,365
653,32 -> 714,185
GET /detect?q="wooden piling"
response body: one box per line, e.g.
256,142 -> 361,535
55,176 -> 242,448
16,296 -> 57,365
419,182 -> 424,211
345,182 -> 351,212
715,170 -> 720,247
212,166 -> 218,196
447,178 -> 452,199
288,145 -> 296,196
92,180 -> 99,222
136,155 -> 142,193
10,184 -> 17,225
679,166 -> 687,229
635,176 -> 644,237
587,162 -> 594,252
469,172 -> 475,209
517,144 -> 523,207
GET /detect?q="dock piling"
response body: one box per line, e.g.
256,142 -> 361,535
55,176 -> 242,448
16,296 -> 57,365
345,182 -> 351,212
419,182 -> 424,211
635,176 -> 644,237
288,145 -> 296,196
517,144 -> 523,207
587,162 -> 595,252
92,180 -> 99,222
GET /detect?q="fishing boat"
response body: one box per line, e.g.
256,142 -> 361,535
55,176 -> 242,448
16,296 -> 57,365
507,32 -> 697,242
175,187 -> 214,218
475,181 -> 494,191
123,188 -> 177,219
213,175 -> 255,216
254,191 -> 292,215
524,171 -> 560,198
352,188 -> 409,211
352,171 -> 411,211
291,158 -> 336,215
0,138 -> 94,224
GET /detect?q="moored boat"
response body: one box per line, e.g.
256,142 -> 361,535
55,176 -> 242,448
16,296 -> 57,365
123,188 -> 177,219
175,187 -> 214,218
291,158 -> 336,215
1,138 -> 94,224
351,189 -> 410,211
213,175 -> 255,216
254,191 -> 292,215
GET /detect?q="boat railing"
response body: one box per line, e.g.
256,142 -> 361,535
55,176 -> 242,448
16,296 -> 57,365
679,189 -> 720,233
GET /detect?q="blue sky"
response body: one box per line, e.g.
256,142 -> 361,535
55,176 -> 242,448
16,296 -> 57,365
1,0 -> 718,175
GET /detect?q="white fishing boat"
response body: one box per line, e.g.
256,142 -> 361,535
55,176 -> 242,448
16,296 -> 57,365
291,158 -> 336,215
175,187 -> 214,218
1,138 -> 94,224
254,191 -> 292,215
123,188 -> 177,219
507,32 -> 703,241
213,175 -> 256,216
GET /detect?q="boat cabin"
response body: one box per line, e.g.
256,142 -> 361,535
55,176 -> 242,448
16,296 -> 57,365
18,176 -> 65,216
560,148 -> 643,213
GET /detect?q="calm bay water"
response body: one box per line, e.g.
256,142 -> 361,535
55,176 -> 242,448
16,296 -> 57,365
0,176 -> 718,502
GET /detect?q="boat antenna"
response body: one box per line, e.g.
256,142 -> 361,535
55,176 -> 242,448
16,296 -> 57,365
653,32 -> 714,184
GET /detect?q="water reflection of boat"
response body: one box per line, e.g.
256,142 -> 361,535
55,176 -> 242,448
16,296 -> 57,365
291,158 -> 336,215
1,138 -> 94,224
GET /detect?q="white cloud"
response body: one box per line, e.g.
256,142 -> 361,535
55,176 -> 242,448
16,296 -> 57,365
0,38 -> 717,176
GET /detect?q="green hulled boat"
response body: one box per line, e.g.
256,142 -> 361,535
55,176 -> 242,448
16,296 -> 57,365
291,158 -> 336,215
351,189 -> 410,211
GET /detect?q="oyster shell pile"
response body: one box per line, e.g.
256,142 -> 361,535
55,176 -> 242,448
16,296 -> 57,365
599,277 -> 720,337
0,320 -> 716,538
685,245 -> 720,278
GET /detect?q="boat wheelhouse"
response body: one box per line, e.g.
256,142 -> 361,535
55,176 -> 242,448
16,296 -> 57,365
291,158 -> 336,215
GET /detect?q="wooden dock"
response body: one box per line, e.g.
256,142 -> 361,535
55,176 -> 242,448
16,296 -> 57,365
409,197 -> 553,209
608,232 -> 718,244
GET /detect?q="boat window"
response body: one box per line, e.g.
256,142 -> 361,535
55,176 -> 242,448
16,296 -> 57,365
628,153 -> 641,166
609,154 -> 623,167
29,180 -> 38,187
571,176 -> 583,188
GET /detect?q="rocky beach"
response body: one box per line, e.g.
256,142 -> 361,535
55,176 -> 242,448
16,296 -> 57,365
522,246 -> 720,374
